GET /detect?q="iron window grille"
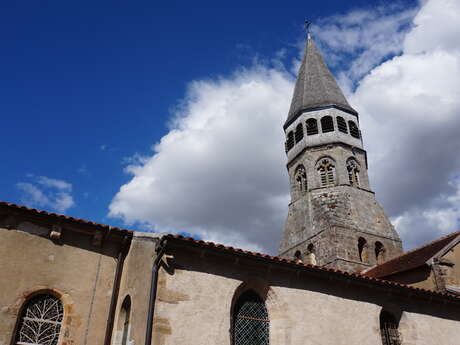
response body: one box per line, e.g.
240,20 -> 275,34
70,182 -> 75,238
321,116 -> 334,133
233,291 -> 269,345
380,312 -> 401,345
306,119 -> 318,135
15,294 -> 63,345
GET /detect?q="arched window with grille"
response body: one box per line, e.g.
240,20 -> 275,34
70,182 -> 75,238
337,116 -> 348,133
294,165 -> 307,193
285,131 -> 294,152
306,118 -> 318,135
14,293 -> 63,345
347,158 -> 360,186
348,120 -> 360,139
294,123 -> 304,143
321,116 -> 334,133
380,311 -> 401,345
233,290 -> 269,345
317,158 -> 336,187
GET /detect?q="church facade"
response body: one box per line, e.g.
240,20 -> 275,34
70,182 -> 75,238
1,35 -> 460,345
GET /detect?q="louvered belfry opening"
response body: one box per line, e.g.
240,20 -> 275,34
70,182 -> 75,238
349,120 -> 360,139
233,290 -> 269,345
380,311 -> 401,345
286,131 -> 295,151
15,293 -> 63,345
321,116 -> 334,133
294,123 -> 304,142
337,116 -> 348,133
306,118 -> 318,135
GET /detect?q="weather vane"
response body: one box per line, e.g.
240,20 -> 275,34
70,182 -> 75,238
304,20 -> 311,38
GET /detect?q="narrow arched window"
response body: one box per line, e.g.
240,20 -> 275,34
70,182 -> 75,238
294,165 -> 307,193
317,158 -> 335,187
306,243 -> 317,265
294,123 -> 304,143
14,293 -> 63,345
286,131 -> 294,151
349,121 -> 360,139
115,296 -> 131,345
347,159 -> 360,186
306,118 -> 318,135
375,242 -> 386,264
380,311 -> 401,345
337,116 -> 348,133
358,237 -> 368,263
233,290 -> 269,345
294,250 -> 302,261
321,116 -> 334,133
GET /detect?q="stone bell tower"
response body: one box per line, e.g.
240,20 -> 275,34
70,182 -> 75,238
278,35 -> 403,272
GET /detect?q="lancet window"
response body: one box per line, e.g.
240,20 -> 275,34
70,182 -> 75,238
306,118 -> 318,135
294,165 -> 307,193
14,293 -> 63,345
337,116 -> 348,133
294,123 -> 304,143
116,296 -> 132,345
321,116 -> 334,133
347,159 -> 360,186
233,290 -> 269,345
380,311 -> 401,345
317,158 -> 336,187
286,131 -> 294,151
348,120 -> 360,139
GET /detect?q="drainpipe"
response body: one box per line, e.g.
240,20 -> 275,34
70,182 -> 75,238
145,238 -> 167,345
104,232 -> 131,345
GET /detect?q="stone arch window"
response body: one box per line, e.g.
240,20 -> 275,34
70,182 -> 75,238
375,241 -> 386,264
337,116 -> 348,133
294,165 -> 307,193
317,158 -> 336,187
306,118 -> 318,135
347,158 -> 360,186
380,311 -> 401,345
348,120 -> 360,139
233,290 -> 269,345
294,123 -> 304,143
294,250 -> 302,262
285,131 -> 294,152
321,116 -> 334,133
358,237 -> 368,263
14,293 -> 64,345
306,243 -> 317,265
115,295 -> 131,345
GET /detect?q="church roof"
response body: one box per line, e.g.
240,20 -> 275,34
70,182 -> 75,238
1,200 -> 459,303
364,231 -> 460,279
285,36 -> 357,129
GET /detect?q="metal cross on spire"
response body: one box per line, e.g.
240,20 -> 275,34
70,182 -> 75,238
304,20 -> 311,39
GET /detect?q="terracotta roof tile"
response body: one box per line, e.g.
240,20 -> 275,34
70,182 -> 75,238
364,231 -> 460,279
164,234 -> 460,302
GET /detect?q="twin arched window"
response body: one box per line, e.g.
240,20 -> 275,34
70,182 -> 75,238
317,158 -> 336,187
233,290 -> 269,345
14,293 -> 63,345
347,159 -> 360,186
294,165 -> 307,193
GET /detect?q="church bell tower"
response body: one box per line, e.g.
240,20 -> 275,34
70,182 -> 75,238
279,35 -> 403,272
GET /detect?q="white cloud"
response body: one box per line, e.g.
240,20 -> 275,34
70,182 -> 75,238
109,66 -> 293,252
17,176 -> 75,213
109,0 -> 460,253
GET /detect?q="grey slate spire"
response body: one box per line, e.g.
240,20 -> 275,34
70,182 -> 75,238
285,36 -> 357,128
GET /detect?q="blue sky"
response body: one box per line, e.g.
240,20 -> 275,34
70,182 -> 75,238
3,0 -> 459,253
